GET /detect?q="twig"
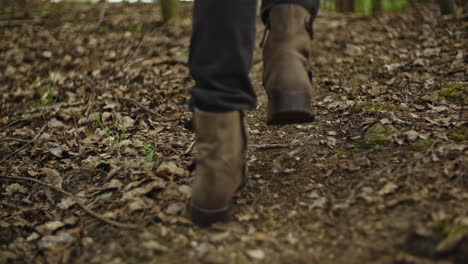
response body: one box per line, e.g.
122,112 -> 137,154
0,19 -> 34,27
251,143 -> 294,150
24,101 -> 85,115
104,166 -> 122,182
0,119 -> 25,131
0,175 -> 139,230
251,147 -> 304,206
111,26 -> 160,76
0,201 -> 19,209
93,2 -> 108,31
0,137 -> 32,143
153,59 -> 188,67
0,124 -> 47,164
117,97 -> 160,116
184,135 -> 196,155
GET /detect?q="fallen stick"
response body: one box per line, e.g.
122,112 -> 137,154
153,59 -> 188,67
0,19 -> 34,27
0,119 -> 26,131
24,101 -> 85,115
0,124 -> 47,164
0,175 -> 139,230
251,143 -> 295,150
0,137 -> 32,143
184,135 -> 196,155
117,97 -> 160,116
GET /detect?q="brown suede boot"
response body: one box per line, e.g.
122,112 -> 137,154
263,4 -> 315,125
188,109 -> 248,227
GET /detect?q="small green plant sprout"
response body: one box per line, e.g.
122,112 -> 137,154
359,102 -> 400,113
93,113 -> 127,152
444,224 -> 468,238
142,143 -> 159,162
31,79 -> 57,111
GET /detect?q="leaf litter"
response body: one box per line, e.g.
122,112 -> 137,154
0,2 -> 467,264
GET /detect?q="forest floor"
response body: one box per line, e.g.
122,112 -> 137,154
1,2 -> 467,264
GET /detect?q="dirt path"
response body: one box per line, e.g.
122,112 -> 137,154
1,2 -> 467,264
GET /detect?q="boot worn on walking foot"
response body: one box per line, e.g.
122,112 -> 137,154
188,109 -> 248,227
263,4 -> 316,125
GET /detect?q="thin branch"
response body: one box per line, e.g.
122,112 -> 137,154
1,103 -> 84,132
0,175 -> 139,230
93,2 -> 108,31
117,97 -> 160,116
24,101 -> 85,115
0,137 -> 33,143
251,143 -> 295,150
0,201 -> 19,209
0,119 -> 25,131
0,19 -> 34,27
111,26 -> 160,76
153,59 -> 188,67
184,136 -> 196,155
0,124 -> 47,164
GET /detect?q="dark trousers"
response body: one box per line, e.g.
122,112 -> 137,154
189,0 -> 320,112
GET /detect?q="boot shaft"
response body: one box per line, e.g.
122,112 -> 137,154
262,4 -> 316,125
191,109 -> 247,210
266,4 -> 314,43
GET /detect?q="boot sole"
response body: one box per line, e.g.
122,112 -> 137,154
267,92 -> 315,125
188,201 -> 230,227
188,170 -> 248,227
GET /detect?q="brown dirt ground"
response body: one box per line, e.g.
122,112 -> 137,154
1,2 -> 467,264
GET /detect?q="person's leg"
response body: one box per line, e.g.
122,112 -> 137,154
189,0 -> 258,112
260,0 -> 320,125
188,0 -> 257,227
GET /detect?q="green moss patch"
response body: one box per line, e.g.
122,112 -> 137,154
411,139 -> 437,151
444,224 -> 468,238
448,125 -> 468,142
351,102 -> 401,113
441,83 -> 467,104
354,123 -> 393,151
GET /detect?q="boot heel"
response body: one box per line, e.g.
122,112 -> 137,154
267,92 -> 315,125
188,201 -> 230,227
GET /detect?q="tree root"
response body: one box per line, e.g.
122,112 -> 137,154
0,175 -> 140,230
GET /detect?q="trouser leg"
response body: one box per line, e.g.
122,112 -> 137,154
188,0 -> 258,113
261,0 -> 320,25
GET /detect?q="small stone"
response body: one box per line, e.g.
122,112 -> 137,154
42,51 -> 53,58
345,44 -> 363,56
36,221 -> 65,234
310,197 -> 328,209
405,130 -> 419,141
39,232 -> 74,249
143,240 -> 168,253
48,118 -> 65,128
121,116 -> 135,128
165,203 -> 184,215
378,182 -> 398,196
178,185 -> 192,197
26,232 -> 40,242
246,249 -> 265,260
